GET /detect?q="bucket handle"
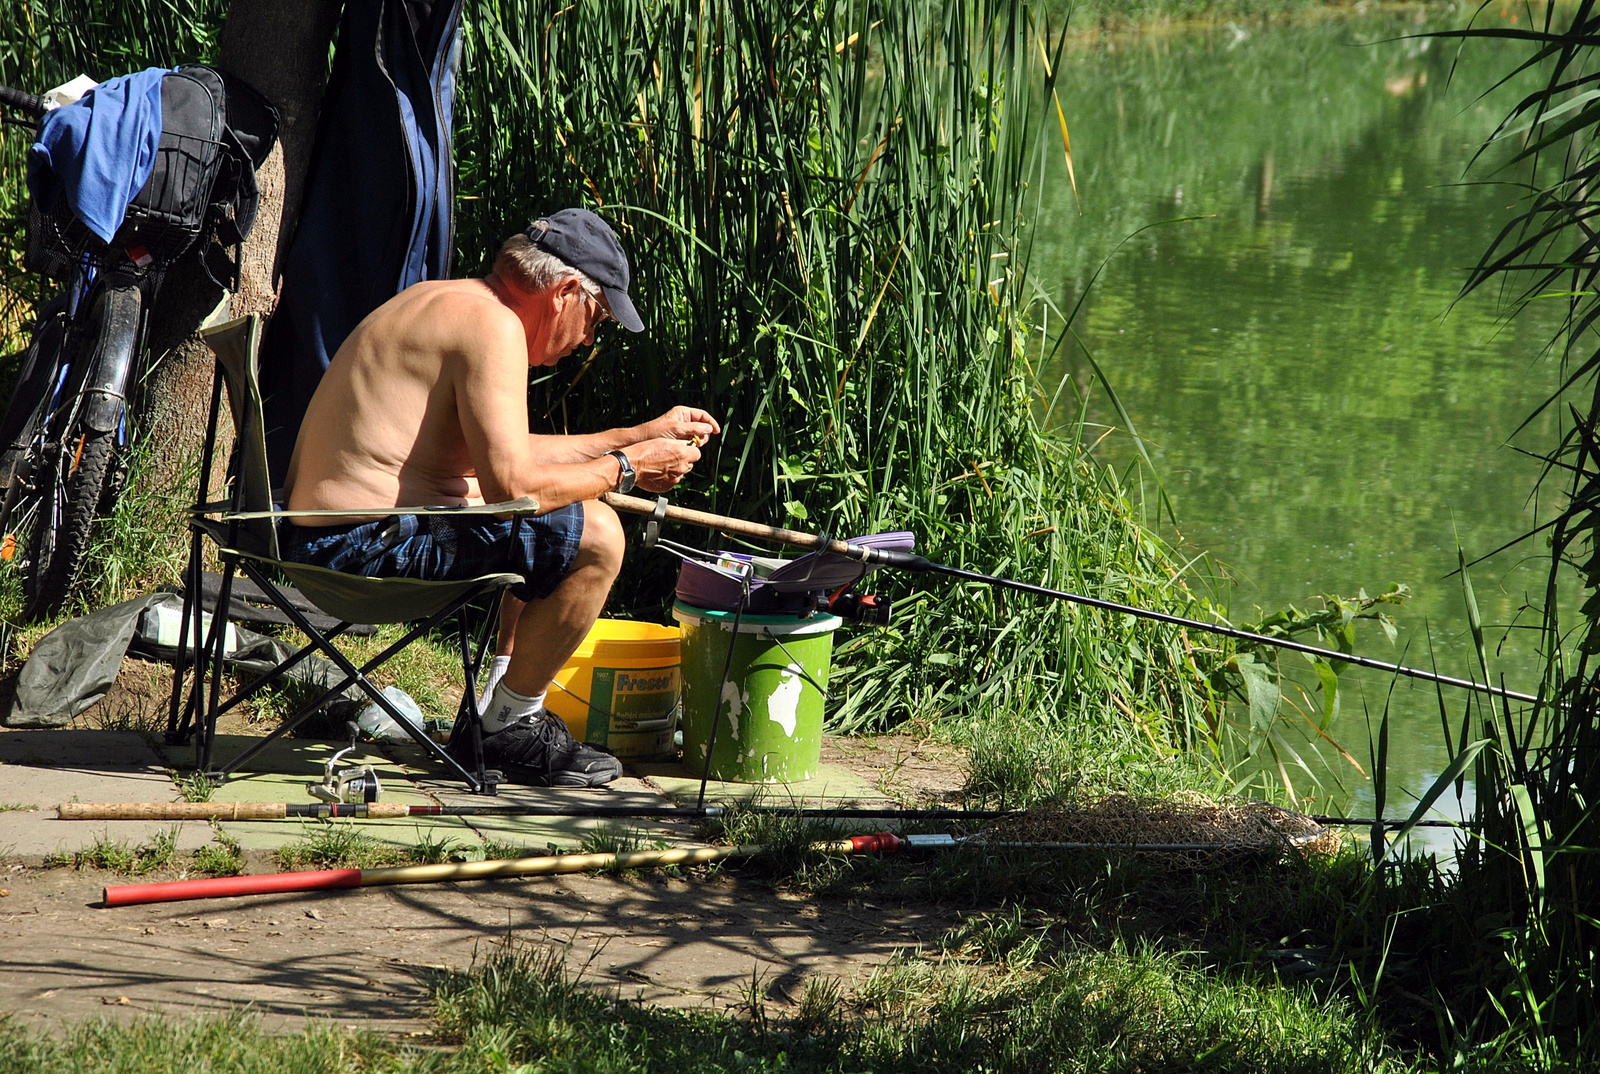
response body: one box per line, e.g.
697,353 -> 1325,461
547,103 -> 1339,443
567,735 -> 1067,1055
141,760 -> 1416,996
757,628 -> 829,698
609,715 -> 675,732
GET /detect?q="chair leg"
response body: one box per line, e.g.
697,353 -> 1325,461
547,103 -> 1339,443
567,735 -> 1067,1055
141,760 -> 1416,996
225,561 -> 495,791
455,606 -> 502,794
184,535 -> 221,769
204,633 -> 368,778
197,560 -> 239,773
164,527 -> 205,745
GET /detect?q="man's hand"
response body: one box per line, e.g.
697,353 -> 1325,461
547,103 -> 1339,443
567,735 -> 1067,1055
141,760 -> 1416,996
636,406 -> 721,446
625,438 -> 702,492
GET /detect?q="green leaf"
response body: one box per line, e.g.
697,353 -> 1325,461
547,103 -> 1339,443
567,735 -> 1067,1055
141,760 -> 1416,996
1458,544 -> 1491,684
1510,783 -> 1547,907
783,500 -> 809,521
1392,737 -> 1493,849
1309,657 -> 1340,730
1235,653 -> 1280,748
1371,707 -> 1390,863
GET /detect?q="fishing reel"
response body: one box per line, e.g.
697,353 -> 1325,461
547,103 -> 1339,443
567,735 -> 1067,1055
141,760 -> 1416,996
307,722 -> 383,804
825,587 -> 892,627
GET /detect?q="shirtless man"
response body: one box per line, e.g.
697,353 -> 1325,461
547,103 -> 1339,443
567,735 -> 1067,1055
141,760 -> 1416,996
279,209 -> 718,787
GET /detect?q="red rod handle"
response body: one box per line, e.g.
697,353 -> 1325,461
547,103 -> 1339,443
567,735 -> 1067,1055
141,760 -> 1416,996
848,832 -> 901,855
103,868 -> 363,907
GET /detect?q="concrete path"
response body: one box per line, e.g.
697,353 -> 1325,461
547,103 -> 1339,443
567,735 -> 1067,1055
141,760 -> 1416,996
1,722 -> 895,863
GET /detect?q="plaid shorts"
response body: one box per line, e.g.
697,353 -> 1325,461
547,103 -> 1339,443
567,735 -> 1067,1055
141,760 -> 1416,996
280,505 -> 586,602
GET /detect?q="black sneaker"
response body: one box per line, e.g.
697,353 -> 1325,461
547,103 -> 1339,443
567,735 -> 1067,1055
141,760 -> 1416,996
452,711 -> 623,788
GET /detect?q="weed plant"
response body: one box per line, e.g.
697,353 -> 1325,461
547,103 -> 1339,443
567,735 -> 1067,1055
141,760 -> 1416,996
44,827 -> 177,875
173,770 -> 214,803
190,825 -> 242,877
961,706 -> 1080,808
272,822 -> 409,872
710,802 -> 874,891
430,936 -> 1404,1073
0,941 -> 1414,1072
272,821 -> 535,871
575,824 -> 671,874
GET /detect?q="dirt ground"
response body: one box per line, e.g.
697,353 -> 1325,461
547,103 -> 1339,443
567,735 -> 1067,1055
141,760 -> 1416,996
0,855 -> 969,1037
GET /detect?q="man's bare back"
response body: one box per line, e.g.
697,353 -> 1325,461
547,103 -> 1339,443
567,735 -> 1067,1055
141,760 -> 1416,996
285,279 -> 507,518
284,274 -> 716,523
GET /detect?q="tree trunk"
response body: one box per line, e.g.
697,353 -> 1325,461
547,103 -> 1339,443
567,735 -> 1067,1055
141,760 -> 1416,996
139,0 -> 341,487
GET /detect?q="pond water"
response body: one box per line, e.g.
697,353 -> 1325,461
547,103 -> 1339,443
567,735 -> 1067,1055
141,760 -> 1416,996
1032,7 -> 1565,824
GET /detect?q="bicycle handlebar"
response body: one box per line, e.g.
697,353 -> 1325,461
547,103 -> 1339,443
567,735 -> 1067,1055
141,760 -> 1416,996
0,84 -> 47,119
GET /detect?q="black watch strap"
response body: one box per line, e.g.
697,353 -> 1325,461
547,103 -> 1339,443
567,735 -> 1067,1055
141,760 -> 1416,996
606,449 -> 636,494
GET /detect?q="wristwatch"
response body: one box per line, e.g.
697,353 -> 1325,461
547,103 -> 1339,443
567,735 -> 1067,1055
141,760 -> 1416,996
606,450 -> 637,494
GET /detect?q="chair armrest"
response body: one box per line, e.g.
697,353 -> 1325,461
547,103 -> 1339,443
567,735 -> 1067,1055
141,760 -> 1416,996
214,496 -> 543,521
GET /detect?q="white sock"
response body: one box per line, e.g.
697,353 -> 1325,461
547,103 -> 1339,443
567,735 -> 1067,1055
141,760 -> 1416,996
481,679 -> 547,733
476,655 -> 512,714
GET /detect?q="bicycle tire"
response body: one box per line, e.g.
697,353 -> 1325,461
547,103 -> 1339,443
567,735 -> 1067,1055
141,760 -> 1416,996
23,429 -> 116,619
20,278 -> 144,620
0,300 -> 71,572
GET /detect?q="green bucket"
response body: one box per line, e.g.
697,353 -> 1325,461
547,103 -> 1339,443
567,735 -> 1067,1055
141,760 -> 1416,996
672,600 -> 841,783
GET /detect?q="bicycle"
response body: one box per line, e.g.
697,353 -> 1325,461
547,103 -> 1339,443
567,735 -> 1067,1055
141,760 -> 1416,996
0,70 -> 275,620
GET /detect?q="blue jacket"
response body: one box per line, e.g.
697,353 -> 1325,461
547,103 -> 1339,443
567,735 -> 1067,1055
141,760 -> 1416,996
258,0 -> 465,484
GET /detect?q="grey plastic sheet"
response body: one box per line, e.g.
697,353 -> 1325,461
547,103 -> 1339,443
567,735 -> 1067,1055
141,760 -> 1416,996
3,593 -> 361,729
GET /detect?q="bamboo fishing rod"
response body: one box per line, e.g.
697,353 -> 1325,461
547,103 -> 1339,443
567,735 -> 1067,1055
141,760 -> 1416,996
602,492 -> 1541,707
99,829 -> 1333,908
102,833 -> 906,907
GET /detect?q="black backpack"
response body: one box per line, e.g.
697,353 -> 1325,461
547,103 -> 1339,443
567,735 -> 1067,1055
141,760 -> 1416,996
26,65 -> 279,285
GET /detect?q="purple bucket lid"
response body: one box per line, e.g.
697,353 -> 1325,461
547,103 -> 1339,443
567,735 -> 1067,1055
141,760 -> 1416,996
674,556 -> 755,611
674,531 -> 916,611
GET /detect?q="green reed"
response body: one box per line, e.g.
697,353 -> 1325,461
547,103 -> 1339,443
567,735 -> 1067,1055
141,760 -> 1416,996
0,2 -> 1231,751
1349,0 -> 1600,1057
456,0 -> 1219,739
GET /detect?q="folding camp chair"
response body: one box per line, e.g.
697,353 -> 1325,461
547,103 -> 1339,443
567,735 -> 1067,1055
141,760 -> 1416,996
164,314 -> 538,794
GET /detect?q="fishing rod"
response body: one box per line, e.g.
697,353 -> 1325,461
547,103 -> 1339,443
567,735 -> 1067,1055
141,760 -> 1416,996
55,802 -> 1022,822
57,801 -> 1460,831
602,492 -> 1541,707
100,829 -> 1323,908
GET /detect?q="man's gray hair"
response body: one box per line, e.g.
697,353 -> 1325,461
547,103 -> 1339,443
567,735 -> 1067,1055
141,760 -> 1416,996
494,231 -> 602,296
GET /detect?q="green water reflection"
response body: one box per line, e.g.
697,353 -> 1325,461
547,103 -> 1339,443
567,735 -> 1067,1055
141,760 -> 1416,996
1035,10 -> 1565,817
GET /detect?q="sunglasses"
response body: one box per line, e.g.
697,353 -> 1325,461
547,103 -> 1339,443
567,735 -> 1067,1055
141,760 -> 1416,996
580,289 -> 612,326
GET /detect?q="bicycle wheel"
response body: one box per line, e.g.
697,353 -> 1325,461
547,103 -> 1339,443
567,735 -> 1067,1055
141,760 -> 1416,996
0,298 -> 71,572
21,277 -> 144,620
23,429 -> 117,618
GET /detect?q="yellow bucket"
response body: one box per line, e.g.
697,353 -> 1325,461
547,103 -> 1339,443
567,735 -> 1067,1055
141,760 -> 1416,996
544,619 -> 681,762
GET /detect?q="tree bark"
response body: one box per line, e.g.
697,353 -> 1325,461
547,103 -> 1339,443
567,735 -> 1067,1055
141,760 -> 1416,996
139,0 -> 341,486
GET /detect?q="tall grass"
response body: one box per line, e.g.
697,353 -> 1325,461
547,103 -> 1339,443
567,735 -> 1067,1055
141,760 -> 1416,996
456,0 -> 1220,740
1369,0 -> 1600,1054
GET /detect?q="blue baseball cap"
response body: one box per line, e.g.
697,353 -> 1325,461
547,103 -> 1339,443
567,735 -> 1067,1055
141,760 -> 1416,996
523,209 -> 644,333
